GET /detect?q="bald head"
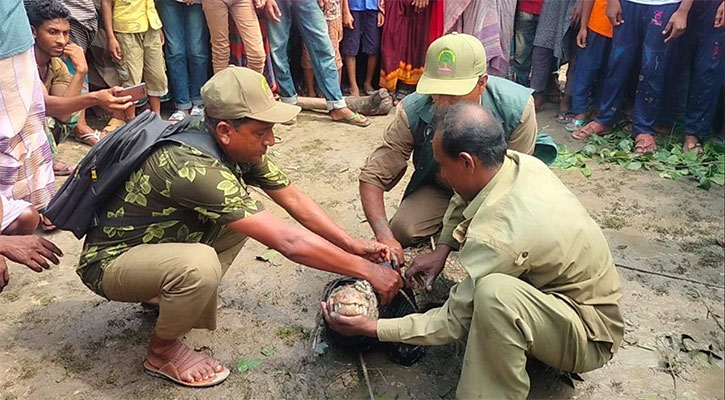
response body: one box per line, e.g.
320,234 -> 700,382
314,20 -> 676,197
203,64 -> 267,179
434,102 -> 507,168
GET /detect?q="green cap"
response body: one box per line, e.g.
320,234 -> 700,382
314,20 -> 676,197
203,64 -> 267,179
201,66 -> 300,123
417,33 -> 487,96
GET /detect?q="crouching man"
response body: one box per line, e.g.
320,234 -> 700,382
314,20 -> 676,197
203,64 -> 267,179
323,103 -> 623,399
76,67 -> 402,387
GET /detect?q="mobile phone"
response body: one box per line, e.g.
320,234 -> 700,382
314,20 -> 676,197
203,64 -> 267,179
115,83 -> 147,102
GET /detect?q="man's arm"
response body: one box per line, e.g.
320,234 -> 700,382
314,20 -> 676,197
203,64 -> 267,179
226,210 -> 403,304
265,184 -> 390,263
43,87 -> 133,119
505,96 -> 537,155
663,0 -> 694,43
62,43 -> 88,98
101,0 -> 122,61
358,103 -> 415,264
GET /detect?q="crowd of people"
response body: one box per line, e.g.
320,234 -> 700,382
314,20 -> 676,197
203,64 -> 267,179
0,0 -> 723,397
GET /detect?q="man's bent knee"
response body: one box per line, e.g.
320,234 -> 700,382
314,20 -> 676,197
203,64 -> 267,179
166,245 -> 222,295
472,274 -> 524,330
3,206 -> 39,235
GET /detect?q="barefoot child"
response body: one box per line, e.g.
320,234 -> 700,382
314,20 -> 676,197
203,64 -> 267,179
341,0 -> 383,96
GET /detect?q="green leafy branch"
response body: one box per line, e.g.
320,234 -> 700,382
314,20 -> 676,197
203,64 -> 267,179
552,131 -> 725,189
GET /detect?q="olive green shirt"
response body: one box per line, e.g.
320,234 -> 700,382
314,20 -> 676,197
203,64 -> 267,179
77,142 -> 289,296
377,152 -> 624,352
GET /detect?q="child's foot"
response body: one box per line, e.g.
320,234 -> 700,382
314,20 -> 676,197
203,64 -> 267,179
683,134 -> 703,156
349,85 -> 360,97
363,82 -> 375,95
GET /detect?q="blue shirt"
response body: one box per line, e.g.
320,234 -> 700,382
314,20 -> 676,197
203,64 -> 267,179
348,0 -> 378,12
0,0 -> 34,59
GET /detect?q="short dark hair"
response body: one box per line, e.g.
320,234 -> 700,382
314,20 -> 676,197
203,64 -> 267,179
204,113 -> 247,134
24,0 -> 70,29
433,102 -> 507,168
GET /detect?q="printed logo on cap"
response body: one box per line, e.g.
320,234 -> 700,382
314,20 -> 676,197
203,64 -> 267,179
261,77 -> 274,100
437,49 -> 456,75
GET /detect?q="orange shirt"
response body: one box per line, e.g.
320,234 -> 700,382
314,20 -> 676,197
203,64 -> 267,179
588,0 -> 613,38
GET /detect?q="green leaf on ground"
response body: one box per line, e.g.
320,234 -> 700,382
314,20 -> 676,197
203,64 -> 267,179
236,357 -> 262,373
260,347 -> 276,357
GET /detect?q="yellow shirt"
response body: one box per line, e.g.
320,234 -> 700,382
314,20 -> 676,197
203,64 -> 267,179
377,152 -> 624,352
112,0 -> 162,33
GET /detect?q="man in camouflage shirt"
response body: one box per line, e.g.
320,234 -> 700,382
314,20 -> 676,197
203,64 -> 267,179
77,67 -> 403,388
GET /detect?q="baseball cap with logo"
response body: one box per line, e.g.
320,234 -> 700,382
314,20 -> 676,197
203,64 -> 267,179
416,32 -> 487,96
201,66 -> 301,123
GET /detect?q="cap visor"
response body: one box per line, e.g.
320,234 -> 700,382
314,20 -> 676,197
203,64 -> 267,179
416,75 -> 479,96
249,101 -> 301,123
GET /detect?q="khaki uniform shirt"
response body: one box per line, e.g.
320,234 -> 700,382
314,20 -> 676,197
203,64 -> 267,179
42,57 -> 72,96
377,152 -> 624,352
358,96 -> 537,192
78,142 -> 289,296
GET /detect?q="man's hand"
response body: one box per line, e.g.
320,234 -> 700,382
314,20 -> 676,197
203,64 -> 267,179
715,1 -> 725,28
0,235 -> 62,273
606,0 -> 624,26
404,244 -> 450,292
350,239 -> 391,264
184,0 -> 195,4
377,236 -> 405,268
266,0 -> 282,23
576,28 -> 588,48
571,1 -> 583,26
108,37 -> 123,62
343,10 -> 354,29
94,87 -> 134,112
254,0 -> 267,9
412,0 -> 429,13
0,257 -> 9,293
365,262 -> 403,304
377,10 -> 384,27
63,43 -> 88,74
663,10 -> 687,42
321,301 -> 377,337
159,29 -> 165,46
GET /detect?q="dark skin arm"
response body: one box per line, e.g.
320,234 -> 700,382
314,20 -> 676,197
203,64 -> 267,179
576,0 -> 595,48
227,210 -> 403,304
265,184 -> 391,263
101,0 -> 122,61
43,87 -> 133,119
663,0 -> 694,43
359,181 -> 405,267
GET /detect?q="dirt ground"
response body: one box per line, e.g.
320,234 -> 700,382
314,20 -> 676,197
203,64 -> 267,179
0,104 -> 723,400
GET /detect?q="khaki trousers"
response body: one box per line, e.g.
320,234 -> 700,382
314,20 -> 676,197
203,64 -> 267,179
115,30 -> 169,97
202,0 -> 266,74
101,228 -> 247,340
389,184 -> 452,247
458,273 -> 612,399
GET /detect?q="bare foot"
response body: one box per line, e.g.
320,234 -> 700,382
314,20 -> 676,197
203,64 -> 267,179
349,85 -> 360,97
75,122 -> 96,137
363,82 -> 375,94
683,134 -> 703,155
146,334 -> 225,384
533,92 -> 546,111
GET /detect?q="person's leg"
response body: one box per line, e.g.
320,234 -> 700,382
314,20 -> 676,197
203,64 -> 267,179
513,11 -> 539,87
102,243 -> 227,383
389,185 -> 453,247
568,30 -> 609,132
142,28 -> 170,115
1,203 -> 39,235
229,0 -> 266,73
341,11 -> 363,96
266,0 -> 296,102
328,17 -> 344,84
202,0 -> 232,74
361,11 -> 381,94
631,2 -> 680,146
344,55 -> 359,96
185,3 -> 211,109
529,46 -> 554,110
683,0 -> 724,151
456,273 -> 613,398
157,0 -> 192,113
115,32 -> 145,120
576,1 -> 642,139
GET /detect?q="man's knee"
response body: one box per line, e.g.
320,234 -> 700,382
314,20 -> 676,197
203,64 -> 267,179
3,206 -> 39,235
472,274 -> 523,329
174,245 -> 222,294
389,212 -> 418,246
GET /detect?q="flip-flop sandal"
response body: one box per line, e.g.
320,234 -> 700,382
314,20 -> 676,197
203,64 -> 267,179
39,214 -> 57,232
365,89 -> 377,95
634,134 -> 657,154
556,112 -> 576,124
334,112 -> 371,127
143,345 -> 229,388
565,119 -> 586,132
53,160 -> 75,176
572,121 -> 612,140
74,130 -> 101,146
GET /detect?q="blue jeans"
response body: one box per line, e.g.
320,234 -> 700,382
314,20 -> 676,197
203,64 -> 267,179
267,0 -> 346,110
595,0 -> 680,135
571,30 -> 611,115
513,11 -> 539,87
156,0 -> 210,110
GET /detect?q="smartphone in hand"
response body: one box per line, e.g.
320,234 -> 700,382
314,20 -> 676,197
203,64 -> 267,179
114,83 -> 147,102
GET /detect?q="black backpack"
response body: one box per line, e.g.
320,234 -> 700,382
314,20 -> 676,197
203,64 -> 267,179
45,110 -> 224,239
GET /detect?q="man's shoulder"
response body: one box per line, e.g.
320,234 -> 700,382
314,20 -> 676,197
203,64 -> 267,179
48,57 -> 70,76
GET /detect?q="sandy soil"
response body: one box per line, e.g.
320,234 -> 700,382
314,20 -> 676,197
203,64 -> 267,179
0,105 -> 723,400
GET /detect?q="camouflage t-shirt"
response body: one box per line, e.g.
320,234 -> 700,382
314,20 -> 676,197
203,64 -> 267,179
77,141 -> 289,296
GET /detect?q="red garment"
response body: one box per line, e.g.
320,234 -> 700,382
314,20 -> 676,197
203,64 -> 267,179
429,0 -> 444,45
517,0 -> 544,15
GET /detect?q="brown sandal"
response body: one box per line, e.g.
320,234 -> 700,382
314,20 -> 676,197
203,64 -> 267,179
572,121 -> 612,141
144,342 -> 229,388
634,133 -> 658,154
